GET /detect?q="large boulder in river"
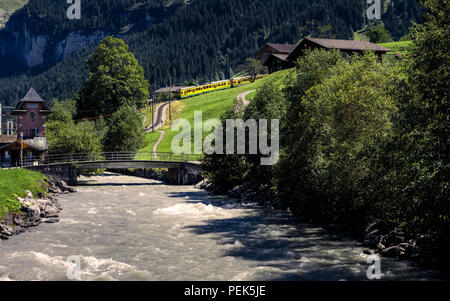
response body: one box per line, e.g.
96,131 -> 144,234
0,224 -> 14,239
55,180 -> 76,193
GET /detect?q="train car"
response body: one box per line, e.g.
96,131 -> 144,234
172,74 -> 267,100
178,79 -> 232,99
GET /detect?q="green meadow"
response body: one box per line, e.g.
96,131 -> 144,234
379,40 -> 412,55
140,69 -> 293,154
0,0 -> 27,10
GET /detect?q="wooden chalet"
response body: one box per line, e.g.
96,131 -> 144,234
257,43 -> 296,74
258,38 -> 391,73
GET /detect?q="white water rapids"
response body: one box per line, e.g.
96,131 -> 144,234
0,173 -> 442,281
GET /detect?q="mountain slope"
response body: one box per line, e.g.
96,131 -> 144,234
0,0 -> 182,74
0,0 -> 423,106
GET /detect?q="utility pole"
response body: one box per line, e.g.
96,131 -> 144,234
19,132 -> 23,168
169,76 -> 172,121
151,94 -> 154,133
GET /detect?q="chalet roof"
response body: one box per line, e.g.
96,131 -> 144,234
272,54 -> 289,61
262,54 -> 290,66
306,38 -> 391,52
287,38 -> 391,61
266,43 -> 297,53
257,43 -> 297,59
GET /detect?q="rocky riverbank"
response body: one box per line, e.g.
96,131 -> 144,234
195,179 -> 444,271
0,178 -> 76,240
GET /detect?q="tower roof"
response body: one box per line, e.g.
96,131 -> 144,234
20,88 -> 45,103
12,88 -> 51,114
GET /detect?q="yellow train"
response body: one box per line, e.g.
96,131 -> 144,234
173,74 -> 267,99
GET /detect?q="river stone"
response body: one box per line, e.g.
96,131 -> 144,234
42,218 -> 59,224
24,204 -> 41,219
43,205 -> 60,218
383,229 -> 406,246
25,190 -> 33,198
363,248 -> 375,255
48,183 -> 62,194
364,230 -> 383,248
56,180 -> 76,193
381,245 -> 406,257
0,224 -> 14,236
34,199 -> 52,211
13,216 -> 40,228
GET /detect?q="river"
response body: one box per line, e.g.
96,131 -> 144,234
0,173 -> 443,281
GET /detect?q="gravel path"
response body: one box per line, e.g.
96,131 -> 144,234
238,90 -> 256,107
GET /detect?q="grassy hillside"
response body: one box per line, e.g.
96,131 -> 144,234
140,69 -> 294,154
0,169 -> 46,217
379,40 -> 412,55
0,0 -> 27,28
0,0 -> 27,10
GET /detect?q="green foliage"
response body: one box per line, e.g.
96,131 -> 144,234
204,1 -> 449,265
382,0 -> 450,262
46,101 -> 103,154
47,99 -> 76,123
76,36 -> 149,119
103,105 -> 144,152
378,40 -> 412,55
202,74 -> 289,192
47,120 -> 103,155
382,0 -> 424,40
367,24 -> 393,43
202,109 -> 248,192
280,53 -> 398,221
243,58 -> 267,80
142,69 -> 291,154
0,169 -> 46,217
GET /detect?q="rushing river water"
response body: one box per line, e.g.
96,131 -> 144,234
0,173 -> 443,281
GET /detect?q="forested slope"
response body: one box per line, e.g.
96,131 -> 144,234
0,0 -> 423,106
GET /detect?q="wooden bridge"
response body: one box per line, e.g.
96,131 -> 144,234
24,152 -> 203,185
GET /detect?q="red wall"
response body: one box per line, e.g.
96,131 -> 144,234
17,102 -> 46,138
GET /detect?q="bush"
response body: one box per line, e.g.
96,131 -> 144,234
103,106 -> 144,152
279,53 -> 398,223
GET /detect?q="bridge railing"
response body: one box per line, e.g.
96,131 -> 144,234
41,151 -> 203,165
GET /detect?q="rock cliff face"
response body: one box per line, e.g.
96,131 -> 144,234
0,4 -> 178,74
